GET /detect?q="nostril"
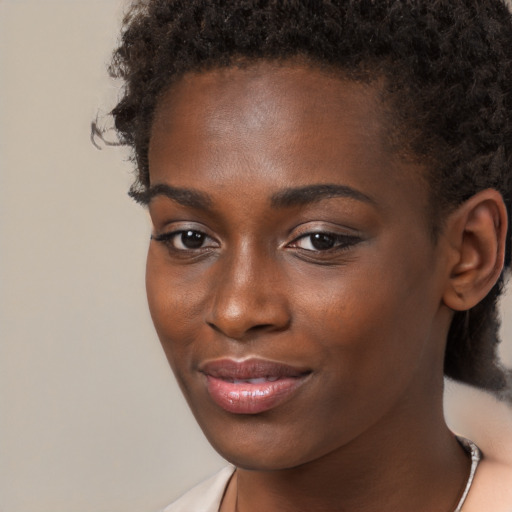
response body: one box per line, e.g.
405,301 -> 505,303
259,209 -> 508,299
247,323 -> 274,333
206,320 -> 288,340
207,322 -> 222,334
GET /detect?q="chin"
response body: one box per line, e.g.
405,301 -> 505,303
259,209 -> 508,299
195,413 -> 326,471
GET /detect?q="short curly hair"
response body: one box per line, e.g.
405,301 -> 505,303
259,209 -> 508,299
106,0 -> 512,395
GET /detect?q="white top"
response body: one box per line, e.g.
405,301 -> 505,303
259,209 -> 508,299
161,466 -> 234,512
161,438 -> 481,512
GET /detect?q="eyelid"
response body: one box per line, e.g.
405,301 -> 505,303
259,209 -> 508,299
288,232 -> 360,251
286,221 -> 361,240
151,222 -> 220,252
284,222 -> 363,252
152,220 -> 215,238
154,230 -> 219,250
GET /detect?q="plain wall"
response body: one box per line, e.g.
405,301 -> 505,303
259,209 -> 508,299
1,1 -> 511,511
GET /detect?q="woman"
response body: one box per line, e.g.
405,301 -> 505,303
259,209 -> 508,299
106,0 -> 512,510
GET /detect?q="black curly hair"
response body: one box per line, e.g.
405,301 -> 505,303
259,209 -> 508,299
105,0 -> 512,396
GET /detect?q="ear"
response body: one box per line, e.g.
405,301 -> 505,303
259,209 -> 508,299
442,189 -> 508,311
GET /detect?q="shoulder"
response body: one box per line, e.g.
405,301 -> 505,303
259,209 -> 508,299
463,417 -> 512,512
160,466 -> 235,512
446,383 -> 512,511
463,457 -> 512,511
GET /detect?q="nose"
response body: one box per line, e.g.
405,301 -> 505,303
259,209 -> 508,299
206,247 -> 291,340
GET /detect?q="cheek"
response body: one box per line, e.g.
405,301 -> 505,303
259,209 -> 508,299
145,247 -> 208,360
294,255 -> 436,384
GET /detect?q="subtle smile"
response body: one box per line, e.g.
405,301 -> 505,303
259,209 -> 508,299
200,358 -> 312,414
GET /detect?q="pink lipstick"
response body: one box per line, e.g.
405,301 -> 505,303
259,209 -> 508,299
200,358 -> 311,414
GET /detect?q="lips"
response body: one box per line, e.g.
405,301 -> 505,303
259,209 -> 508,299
199,358 -> 311,414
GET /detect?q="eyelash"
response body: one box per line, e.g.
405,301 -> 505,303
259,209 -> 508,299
152,229 -> 361,255
287,232 -> 361,253
152,230 -> 219,252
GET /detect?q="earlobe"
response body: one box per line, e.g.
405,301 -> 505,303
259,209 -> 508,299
442,189 -> 508,311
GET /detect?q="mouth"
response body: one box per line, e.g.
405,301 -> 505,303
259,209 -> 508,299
199,358 -> 312,414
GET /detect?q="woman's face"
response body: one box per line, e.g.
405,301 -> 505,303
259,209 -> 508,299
146,62 -> 452,470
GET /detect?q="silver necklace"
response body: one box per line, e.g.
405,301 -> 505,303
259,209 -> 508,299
231,437 -> 481,512
453,437 -> 481,512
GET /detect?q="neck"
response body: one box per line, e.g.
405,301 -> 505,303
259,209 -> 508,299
228,395 -> 470,512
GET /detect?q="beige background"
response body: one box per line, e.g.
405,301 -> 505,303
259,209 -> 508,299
0,1 -> 511,511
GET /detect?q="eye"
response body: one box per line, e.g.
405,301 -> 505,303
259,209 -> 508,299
173,230 -> 208,250
289,232 -> 360,252
152,229 -> 219,251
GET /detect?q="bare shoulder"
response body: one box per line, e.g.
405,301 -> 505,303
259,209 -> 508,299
445,382 -> 512,511
463,457 -> 512,511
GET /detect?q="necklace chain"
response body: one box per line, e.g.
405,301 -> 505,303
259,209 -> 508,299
231,437 -> 481,512
452,437 -> 481,512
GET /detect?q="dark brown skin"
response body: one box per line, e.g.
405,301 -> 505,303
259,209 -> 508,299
145,61 -> 507,512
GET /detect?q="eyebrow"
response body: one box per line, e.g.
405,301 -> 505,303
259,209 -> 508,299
270,184 -> 375,208
131,182 -> 374,210
130,183 -> 212,209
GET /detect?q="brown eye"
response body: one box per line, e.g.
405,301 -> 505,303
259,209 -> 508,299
309,233 -> 336,250
292,232 -> 359,252
152,229 -> 219,251
178,230 -> 206,249
290,231 -> 361,252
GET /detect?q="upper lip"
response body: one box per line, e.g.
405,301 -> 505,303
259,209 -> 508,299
199,357 -> 311,380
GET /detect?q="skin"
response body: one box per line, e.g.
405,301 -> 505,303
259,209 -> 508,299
145,61 -> 490,511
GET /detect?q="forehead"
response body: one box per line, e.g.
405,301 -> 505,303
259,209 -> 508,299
148,61 -> 429,220
152,62 -> 386,153
153,61 -> 384,129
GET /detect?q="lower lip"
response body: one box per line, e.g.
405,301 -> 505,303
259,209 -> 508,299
205,375 -> 308,414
